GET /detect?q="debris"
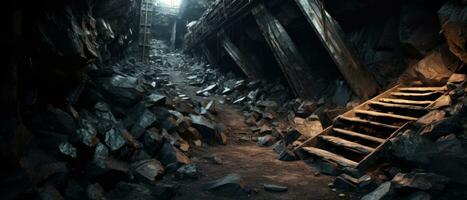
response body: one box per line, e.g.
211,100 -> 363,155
59,142 -> 77,158
263,184 -> 288,192
205,174 -> 246,196
131,159 -> 165,183
175,164 -> 199,180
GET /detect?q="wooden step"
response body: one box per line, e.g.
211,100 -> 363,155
397,86 -> 447,92
319,135 -> 375,155
355,110 -> 418,121
368,101 -> 426,111
338,116 -> 400,130
333,128 -> 385,143
302,146 -> 358,168
390,91 -> 441,98
379,98 -> 433,106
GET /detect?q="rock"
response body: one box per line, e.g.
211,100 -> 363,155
361,182 -> 394,200
426,95 -> 451,110
142,128 -> 164,156
157,141 -> 191,171
331,80 -> 352,106
399,3 -> 439,55
76,120 -> 99,147
263,184 -> 288,192
257,135 -> 276,146
58,142 -> 77,158
175,164 -> 199,180
94,102 -> 117,122
434,134 -> 464,157
145,93 -> 167,107
130,109 -> 157,139
416,110 -> 446,125
438,1 -> 467,63
93,143 -> 110,168
233,96 -> 246,104
86,183 -> 105,200
448,73 -> 467,84
293,115 -> 323,138
418,116 -> 462,140
390,129 -> 435,165
392,172 -> 449,193
104,127 -> 127,151
190,114 -> 216,144
38,184 -> 65,200
205,174 -> 246,196
205,100 -> 216,114
413,46 -> 455,86
196,84 -> 217,95
313,159 -> 342,176
131,159 -> 165,183
31,107 -> 77,136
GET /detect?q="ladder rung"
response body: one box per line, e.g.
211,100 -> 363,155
338,116 -> 400,130
355,110 -> 418,121
319,135 -> 375,155
302,147 -> 358,168
397,86 -> 447,92
379,98 -> 433,106
368,101 -> 426,111
332,128 -> 385,143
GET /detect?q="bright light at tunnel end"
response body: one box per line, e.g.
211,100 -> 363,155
156,0 -> 182,8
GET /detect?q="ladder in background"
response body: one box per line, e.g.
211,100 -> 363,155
139,0 -> 154,63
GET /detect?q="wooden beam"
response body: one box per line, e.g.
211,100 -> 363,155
302,147 -> 358,168
252,4 -> 317,99
294,0 -> 380,99
219,31 -> 259,79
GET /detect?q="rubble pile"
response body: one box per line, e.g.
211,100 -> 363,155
359,74 -> 467,200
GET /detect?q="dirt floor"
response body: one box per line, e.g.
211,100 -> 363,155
157,63 -> 359,200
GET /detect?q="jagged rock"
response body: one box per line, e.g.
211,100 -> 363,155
448,73 -> 467,84
205,174 -> 246,196
293,115 -> 323,138
392,172 -> 449,193
390,129 -> 435,165
130,109 -> 157,139
175,164 -> 199,180
104,127 -> 127,151
413,46 -> 456,86
361,182 -> 394,200
58,142 -> 77,158
190,114 -> 216,144
145,93 -> 167,107
418,116 -> 462,140
131,159 -> 165,183
93,143 -> 110,168
263,184 -> 288,192
416,110 -> 446,126
157,141 -> 191,171
439,1 -> 467,63
284,129 -> 302,145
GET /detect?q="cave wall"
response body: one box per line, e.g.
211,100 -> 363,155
0,0 -> 140,163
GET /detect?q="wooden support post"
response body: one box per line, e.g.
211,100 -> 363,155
219,30 -> 259,79
252,4 -> 317,99
294,0 -> 380,99
170,20 -> 177,49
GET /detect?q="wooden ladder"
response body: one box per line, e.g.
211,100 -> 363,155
295,84 -> 447,171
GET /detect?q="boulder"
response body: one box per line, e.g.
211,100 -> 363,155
157,141 -> 191,171
439,1 -> 467,63
413,47 -> 455,86
190,114 -> 216,144
392,172 -> 449,193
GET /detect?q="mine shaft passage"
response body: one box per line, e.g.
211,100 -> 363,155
1,0 -> 467,200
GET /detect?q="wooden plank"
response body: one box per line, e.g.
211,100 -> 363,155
294,0 -> 380,99
332,128 -> 385,143
319,135 -> 375,155
368,101 -> 426,111
302,147 -> 358,167
379,98 -> 434,106
390,91 -> 442,98
397,86 -> 447,92
355,110 -> 418,121
252,4 -> 318,99
338,116 -> 400,130
219,31 -> 259,78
